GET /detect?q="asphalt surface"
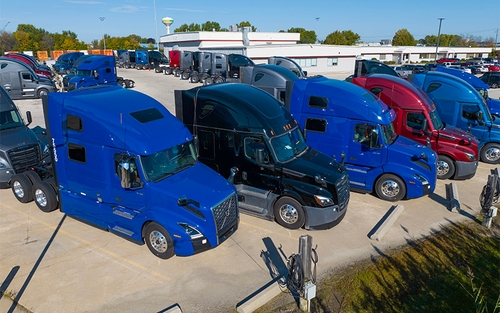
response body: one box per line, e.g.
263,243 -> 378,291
1,68 -> 499,313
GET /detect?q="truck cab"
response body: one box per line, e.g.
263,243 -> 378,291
175,83 -> 350,230
52,52 -> 85,75
0,86 -> 46,188
67,55 -> 117,91
31,85 -> 239,259
353,74 -> 478,180
285,76 -> 437,201
410,71 -> 500,164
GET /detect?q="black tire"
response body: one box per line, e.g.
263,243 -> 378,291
375,174 -> 406,201
37,88 -> 49,98
204,77 -> 214,86
491,82 -> 499,89
436,155 -> 455,180
24,170 -> 42,184
164,67 -> 172,75
273,197 -> 306,229
11,173 -> 34,203
480,143 -> 500,164
33,181 -> 58,212
181,71 -> 190,80
214,76 -> 225,84
154,67 -> 161,73
144,222 -> 175,259
125,80 -> 135,88
190,74 -> 200,83
174,69 -> 181,77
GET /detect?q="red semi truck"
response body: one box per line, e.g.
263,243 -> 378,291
353,74 -> 479,180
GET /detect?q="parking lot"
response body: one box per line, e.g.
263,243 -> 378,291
1,68 -> 499,313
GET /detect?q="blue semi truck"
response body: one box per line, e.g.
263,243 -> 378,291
9,85 -> 239,259
410,71 -> 500,164
284,76 -> 437,201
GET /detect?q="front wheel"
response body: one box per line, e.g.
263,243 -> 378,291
33,181 -> 58,212
480,143 -> 500,164
375,174 -> 406,201
37,88 -> 49,98
273,197 -> 305,229
11,173 -> 33,203
491,82 -> 499,89
144,222 -> 175,259
436,155 -> 455,180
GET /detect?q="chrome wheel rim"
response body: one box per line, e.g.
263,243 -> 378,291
279,204 -> 299,224
485,146 -> 500,163
35,189 -> 47,207
436,160 -> 450,177
13,181 -> 25,198
149,230 -> 168,253
380,180 -> 400,198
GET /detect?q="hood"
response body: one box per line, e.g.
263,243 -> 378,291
148,162 -> 235,218
282,148 -> 347,191
0,126 -> 39,151
440,124 -> 477,143
388,135 -> 437,176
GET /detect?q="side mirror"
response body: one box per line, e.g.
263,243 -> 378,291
26,111 -> 32,126
369,130 -> 379,149
476,111 -> 485,125
421,119 -> 432,135
256,148 -> 266,166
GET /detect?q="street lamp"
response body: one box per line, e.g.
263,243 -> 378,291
434,17 -> 444,64
154,0 -> 159,50
99,17 -> 106,50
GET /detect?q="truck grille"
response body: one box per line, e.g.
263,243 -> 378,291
336,173 -> 350,211
212,193 -> 238,233
8,144 -> 40,172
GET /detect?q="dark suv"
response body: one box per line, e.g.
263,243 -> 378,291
479,72 -> 500,88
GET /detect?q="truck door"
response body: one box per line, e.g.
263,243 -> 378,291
1,71 -> 22,99
348,123 -> 384,184
239,136 -> 280,213
19,71 -> 36,98
401,111 -> 434,149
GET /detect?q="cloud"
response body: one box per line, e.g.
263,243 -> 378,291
110,5 -> 148,13
63,0 -> 104,4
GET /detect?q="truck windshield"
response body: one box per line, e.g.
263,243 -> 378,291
380,123 -> 398,145
141,141 -> 197,182
429,110 -> 444,130
0,109 -> 24,130
270,128 -> 308,163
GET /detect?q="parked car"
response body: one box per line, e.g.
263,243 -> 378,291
448,64 -> 472,74
479,72 -> 500,88
488,63 -> 500,72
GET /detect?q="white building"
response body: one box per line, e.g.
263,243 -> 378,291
159,30 -> 494,74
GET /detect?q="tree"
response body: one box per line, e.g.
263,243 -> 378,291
201,21 -> 223,31
236,21 -> 257,32
287,27 -> 317,44
0,32 -> 17,54
392,28 -> 416,46
324,30 -> 360,45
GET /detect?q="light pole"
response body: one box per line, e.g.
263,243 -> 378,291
154,0 -> 159,50
99,17 -> 106,50
434,17 -> 444,64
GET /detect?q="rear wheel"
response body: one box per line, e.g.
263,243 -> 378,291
214,76 -> 225,84
204,77 -> 214,85
181,71 -> 191,80
436,155 -> 455,180
33,181 -> 58,212
144,222 -> 175,259
491,82 -> 499,88
190,74 -> 200,83
164,67 -> 172,75
375,174 -> 406,201
273,197 -> 305,229
11,173 -> 33,203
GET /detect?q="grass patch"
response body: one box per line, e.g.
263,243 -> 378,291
256,218 -> 500,313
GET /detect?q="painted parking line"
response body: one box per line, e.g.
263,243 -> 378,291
1,203 -> 172,282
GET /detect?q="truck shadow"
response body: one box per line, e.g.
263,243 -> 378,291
6,214 -> 66,313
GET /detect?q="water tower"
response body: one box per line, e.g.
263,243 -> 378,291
162,17 -> 174,34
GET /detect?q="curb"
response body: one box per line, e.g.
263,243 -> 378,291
446,182 -> 460,213
236,280 -> 286,313
369,204 -> 405,241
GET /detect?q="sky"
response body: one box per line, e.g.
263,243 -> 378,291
1,0 -> 499,45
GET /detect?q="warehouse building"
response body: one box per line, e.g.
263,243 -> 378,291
159,29 -> 493,74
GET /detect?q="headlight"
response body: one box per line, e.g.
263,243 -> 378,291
177,223 -> 203,239
314,195 -> 334,207
464,152 -> 475,161
413,173 -> 429,185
